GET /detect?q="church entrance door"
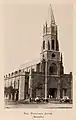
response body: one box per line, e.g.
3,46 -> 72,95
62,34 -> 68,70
49,88 -> 57,98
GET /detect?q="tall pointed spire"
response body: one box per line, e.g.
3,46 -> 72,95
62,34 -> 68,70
50,4 -> 55,24
47,4 -> 55,25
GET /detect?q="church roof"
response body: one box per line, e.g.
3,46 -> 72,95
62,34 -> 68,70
19,58 -> 40,70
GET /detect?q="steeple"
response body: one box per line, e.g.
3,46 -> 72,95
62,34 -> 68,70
43,4 -> 56,36
47,4 -> 55,25
41,4 -> 62,77
42,4 -> 59,52
50,4 -> 55,24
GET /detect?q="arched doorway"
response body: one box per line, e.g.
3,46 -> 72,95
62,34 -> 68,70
49,88 -> 57,98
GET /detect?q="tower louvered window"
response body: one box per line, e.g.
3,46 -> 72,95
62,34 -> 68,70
48,41 -> 50,50
43,41 -> 45,49
52,40 -> 54,50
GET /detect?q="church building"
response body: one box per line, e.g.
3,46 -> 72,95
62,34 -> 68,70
4,5 -> 73,101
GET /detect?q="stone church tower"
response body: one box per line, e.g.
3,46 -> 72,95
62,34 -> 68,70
40,5 -> 64,99
39,5 -> 72,100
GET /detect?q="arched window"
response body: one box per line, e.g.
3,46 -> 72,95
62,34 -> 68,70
51,40 -> 54,50
56,40 -> 59,51
49,63 -> 57,75
43,41 -> 45,49
48,41 -> 50,50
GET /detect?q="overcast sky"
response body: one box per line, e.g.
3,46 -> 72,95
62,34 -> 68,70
4,3 -> 73,74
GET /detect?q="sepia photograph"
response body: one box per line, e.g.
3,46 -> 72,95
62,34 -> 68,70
4,3 -> 73,109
